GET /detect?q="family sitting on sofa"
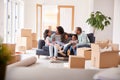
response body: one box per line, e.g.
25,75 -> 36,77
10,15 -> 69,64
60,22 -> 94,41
43,26 -> 90,62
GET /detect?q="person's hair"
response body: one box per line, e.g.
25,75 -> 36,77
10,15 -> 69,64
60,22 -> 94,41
43,29 -> 50,40
76,27 -> 82,33
72,34 -> 78,40
61,32 -> 69,42
64,33 -> 69,38
56,26 -> 64,34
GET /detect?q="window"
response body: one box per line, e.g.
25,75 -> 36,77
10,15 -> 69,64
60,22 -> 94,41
4,0 -> 24,43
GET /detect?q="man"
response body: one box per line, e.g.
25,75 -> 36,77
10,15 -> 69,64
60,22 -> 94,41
70,27 -> 90,55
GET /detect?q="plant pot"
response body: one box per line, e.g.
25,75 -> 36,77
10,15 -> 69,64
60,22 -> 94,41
0,64 -> 6,80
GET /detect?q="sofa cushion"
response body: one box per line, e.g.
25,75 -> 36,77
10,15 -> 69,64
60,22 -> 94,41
36,49 -> 49,56
38,40 -> 45,49
43,46 -> 49,51
94,68 -> 120,80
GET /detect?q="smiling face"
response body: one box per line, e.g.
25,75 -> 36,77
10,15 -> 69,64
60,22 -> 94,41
64,34 -> 69,40
47,30 -> 51,36
72,35 -> 77,41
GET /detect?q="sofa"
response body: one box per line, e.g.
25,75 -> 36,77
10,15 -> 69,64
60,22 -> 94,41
36,33 -> 95,58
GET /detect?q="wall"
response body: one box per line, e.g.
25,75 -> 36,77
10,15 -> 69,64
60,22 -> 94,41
24,0 -> 93,33
24,0 -> 115,41
24,0 -> 43,32
0,0 -> 4,38
93,0 -> 114,41
113,0 -> 120,50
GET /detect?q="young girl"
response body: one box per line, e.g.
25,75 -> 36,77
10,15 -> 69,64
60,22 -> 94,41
44,29 -> 52,46
44,29 -> 56,61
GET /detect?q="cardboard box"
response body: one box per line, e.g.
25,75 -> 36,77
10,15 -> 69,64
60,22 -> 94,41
69,55 -> 85,69
119,55 -> 120,65
32,40 -> 38,48
26,37 -> 32,49
2,44 -> 16,55
77,48 -> 91,60
18,46 -> 26,51
7,54 -> 21,65
16,37 -> 32,50
32,33 -> 37,40
21,28 -> 32,37
91,44 -> 119,68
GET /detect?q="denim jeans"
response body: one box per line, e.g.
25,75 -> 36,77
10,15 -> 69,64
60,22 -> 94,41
63,44 -> 71,54
70,44 -> 91,55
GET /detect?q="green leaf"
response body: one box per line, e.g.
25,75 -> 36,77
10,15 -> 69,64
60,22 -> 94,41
86,11 -> 111,31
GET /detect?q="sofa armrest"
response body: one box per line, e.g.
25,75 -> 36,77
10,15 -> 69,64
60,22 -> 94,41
87,33 -> 95,43
43,46 -> 49,51
38,40 -> 45,49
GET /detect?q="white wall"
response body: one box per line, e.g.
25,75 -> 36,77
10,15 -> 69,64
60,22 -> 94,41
0,0 -> 4,38
93,0 -> 114,41
113,0 -> 120,50
24,0 -> 43,32
24,0 -> 93,33
24,0 -> 116,42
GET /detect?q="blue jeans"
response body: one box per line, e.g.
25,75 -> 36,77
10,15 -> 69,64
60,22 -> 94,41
63,44 -> 71,55
70,44 -> 90,55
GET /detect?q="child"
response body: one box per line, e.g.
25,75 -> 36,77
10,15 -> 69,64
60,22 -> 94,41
56,33 -> 71,56
69,34 -> 78,55
69,34 -> 78,47
43,29 -> 52,46
59,34 -> 78,56
44,29 -> 56,61
44,29 -> 60,62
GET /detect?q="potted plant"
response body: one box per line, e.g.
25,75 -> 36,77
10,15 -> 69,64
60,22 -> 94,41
86,11 -> 111,34
0,37 -> 12,80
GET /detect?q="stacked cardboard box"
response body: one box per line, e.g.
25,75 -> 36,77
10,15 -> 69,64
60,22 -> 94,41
69,55 -> 85,69
91,44 -> 119,68
7,54 -> 21,65
77,48 -> 91,60
17,29 -> 32,50
21,29 -> 32,37
32,33 -> 38,48
2,44 -> 21,65
2,44 -> 16,55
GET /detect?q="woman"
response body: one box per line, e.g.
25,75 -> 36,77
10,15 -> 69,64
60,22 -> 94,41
49,26 -> 64,62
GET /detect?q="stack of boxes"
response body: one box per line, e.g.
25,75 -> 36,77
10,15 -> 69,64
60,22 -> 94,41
2,44 -> 21,65
77,48 -> 91,60
91,43 -> 119,68
16,28 -> 38,52
68,48 -> 91,69
21,28 -> 32,50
